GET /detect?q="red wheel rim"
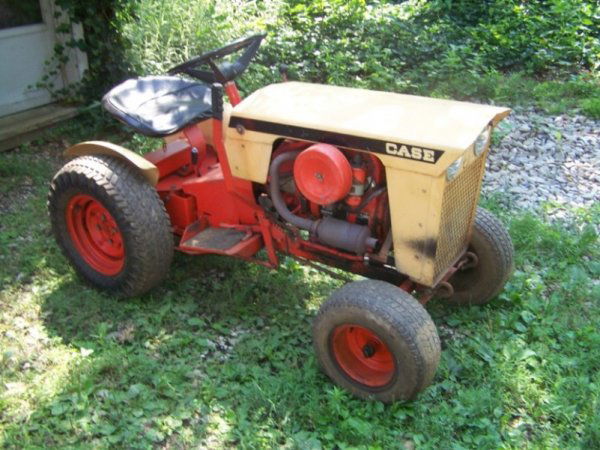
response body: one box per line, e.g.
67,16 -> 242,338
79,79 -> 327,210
66,194 -> 125,276
332,324 -> 395,387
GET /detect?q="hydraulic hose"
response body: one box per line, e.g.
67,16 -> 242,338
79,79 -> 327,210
268,150 -> 316,232
348,186 -> 386,214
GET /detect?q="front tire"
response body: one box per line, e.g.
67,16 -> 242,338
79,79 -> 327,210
444,207 -> 514,305
313,280 -> 440,402
48,155 -> 173,297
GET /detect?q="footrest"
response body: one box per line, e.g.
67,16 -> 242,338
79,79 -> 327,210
183,227 -> 246,250
179,226 -> 262,257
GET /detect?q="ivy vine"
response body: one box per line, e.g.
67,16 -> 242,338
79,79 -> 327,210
38,0 -> 132,102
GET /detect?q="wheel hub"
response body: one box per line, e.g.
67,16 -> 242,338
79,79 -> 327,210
66,194 -> 125,275
362,344 -> 375,358
332,324 -> 394,387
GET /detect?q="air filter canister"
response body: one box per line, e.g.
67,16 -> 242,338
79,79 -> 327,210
293,143 -> 352,205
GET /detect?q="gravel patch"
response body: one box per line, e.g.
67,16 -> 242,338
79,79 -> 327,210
483,108 -> 599,223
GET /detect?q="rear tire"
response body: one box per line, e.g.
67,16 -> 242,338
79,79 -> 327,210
444,207 -> 514,305
313,280 -> 440,402
48,155 -> 173,297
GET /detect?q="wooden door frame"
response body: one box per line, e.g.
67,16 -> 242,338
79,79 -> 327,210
42,0 -> 88,87
0,0 -> 88,117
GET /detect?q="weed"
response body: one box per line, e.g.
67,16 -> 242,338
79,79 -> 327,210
581,98 -> 600,119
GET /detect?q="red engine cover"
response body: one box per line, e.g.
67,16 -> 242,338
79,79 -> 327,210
293,143 -> 352,205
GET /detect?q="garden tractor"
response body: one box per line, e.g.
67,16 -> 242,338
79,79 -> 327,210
48,34 -> 514,402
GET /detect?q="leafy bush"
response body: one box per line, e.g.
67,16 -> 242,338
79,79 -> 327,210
417,0 -> 599,76
246,0 -> 599,107
250,0 -> 419,91
116,0 -> 280,76
51,0 -> 133,100
51,0 -> 599,116
581,97 -> 600,118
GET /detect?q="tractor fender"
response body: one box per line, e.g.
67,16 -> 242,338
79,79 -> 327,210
64,141 -> 159,186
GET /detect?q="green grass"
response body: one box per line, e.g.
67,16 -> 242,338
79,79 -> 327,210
420,72 -> 600,117
0,119 -> 599,448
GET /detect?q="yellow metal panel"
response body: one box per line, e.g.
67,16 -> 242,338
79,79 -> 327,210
385,167 -> 445,285
386,148 -> 491,286
226,82 -> 509,181
233,83 -> 510,149
226,132 -> 275,183
64,141 -> 159,186
222,102 -> 274,182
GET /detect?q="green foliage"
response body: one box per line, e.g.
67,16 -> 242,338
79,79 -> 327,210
246,0 -> 599,115
420,71 -> 600,116
38,0 -> 133,102
45,0 -> 599,116
41,0 -> 279,100
581,97 -> 600,118
248,0 -> 417,91
115,0 -> 279,76
253,0 -> 599,85
0,121 -> 599,448
418,0 -> 599,76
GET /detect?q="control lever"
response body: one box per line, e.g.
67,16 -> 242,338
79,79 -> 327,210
191,147 -> 199,176
279,64 -> 289,82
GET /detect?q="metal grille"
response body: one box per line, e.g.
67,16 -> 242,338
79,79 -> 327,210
433,157 -> 486,280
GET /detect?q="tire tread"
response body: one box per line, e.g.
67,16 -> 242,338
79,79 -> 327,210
48,155 -> 173,297
313,280 -> 441,401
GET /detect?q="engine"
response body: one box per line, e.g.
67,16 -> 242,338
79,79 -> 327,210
268,141 -> 387,255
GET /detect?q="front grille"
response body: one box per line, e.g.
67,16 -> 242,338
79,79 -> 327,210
433,156 -> 486,280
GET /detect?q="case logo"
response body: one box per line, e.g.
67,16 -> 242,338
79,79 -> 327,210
385,143 -> 442,164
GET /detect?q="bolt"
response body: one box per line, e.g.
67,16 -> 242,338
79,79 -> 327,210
362,344 -> 375,358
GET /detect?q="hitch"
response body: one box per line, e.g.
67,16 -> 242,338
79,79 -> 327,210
418,251 -> 478,304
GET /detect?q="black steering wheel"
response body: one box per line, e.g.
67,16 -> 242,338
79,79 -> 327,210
168,34 -> 266,84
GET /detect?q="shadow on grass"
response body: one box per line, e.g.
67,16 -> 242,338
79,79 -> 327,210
2,251 -> 341,447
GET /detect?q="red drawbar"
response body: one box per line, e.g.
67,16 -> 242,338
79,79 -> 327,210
332,324 -> 394,387
66,195 -> 125,275
293,143 -> 352,205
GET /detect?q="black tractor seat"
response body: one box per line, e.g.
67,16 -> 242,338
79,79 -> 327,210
102,76 -> 213,137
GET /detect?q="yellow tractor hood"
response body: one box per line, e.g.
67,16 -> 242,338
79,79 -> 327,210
230,81 -> 510,164
226,82 -> 512,286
